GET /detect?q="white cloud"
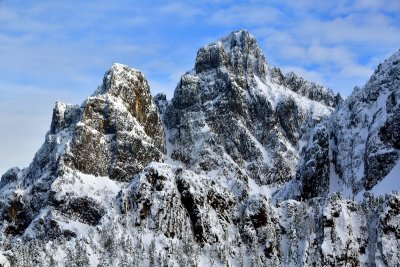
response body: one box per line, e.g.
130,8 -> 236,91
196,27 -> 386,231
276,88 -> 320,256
0,5 -> 55,33
334,0 -> 400,14
209,5 -> 282,25
306,44 -> 354,66
159,2 -> 203,17
299,14 -> 400,46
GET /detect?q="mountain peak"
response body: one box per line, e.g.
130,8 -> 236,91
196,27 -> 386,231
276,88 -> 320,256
93,63 -> 161,130
47,63 -> 166,182
219,29 -> 256,51
95,63 -> 144,97
195,29 -> 267,78
367,49 -> 400,87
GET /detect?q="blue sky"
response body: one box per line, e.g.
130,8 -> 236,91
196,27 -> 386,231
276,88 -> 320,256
1,0 -> 400,174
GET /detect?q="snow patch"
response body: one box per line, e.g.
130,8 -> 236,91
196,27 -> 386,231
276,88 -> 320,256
248,177 -> 278,199
370,154 -> 400,196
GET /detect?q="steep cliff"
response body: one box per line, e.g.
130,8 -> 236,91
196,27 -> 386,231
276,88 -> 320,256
297,50 -> 400,199
165,30 -> 334,189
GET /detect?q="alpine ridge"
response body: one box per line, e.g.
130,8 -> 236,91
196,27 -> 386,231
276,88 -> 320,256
0,30 -> 398,266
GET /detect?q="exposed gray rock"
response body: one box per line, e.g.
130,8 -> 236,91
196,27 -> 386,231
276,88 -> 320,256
153,93 -> 168,115
297,125 -> 330,199
0,31 -> 398,267
297,49 -> 400,198
3,195 -> 32,235
58,196 -> 105,226
166,30 -> 333,188
71,64 -> 165,181
284,71 -> 341,107
0,168 -> 20,189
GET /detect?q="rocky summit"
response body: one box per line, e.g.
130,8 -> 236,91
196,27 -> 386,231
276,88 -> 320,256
0,30 -> 398,266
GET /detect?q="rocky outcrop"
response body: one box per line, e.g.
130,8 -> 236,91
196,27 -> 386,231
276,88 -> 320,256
70,64 -> 165,181
0,168 -> 20,189
166,30 -> 333,188
57,196 -> 105,226
153,93 -> 169,115
297,49 -> 400,198
284,71 -> 342,107
379,91 -> 400,149
297,125 -> 330,199
0,31 -> 398,267
3,195 -> 32,235
0,64 -> 166,240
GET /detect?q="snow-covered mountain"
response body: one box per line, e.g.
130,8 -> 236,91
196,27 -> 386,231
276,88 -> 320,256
297,50 -> 400,200
0,30 -> 398,266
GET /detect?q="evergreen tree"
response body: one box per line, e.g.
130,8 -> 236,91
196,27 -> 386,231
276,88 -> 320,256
65,245 -> 75,267
119,254 -> 130,267
157,251 -> 163,267
149,238 -> 156,267
75,239 -> 90,267
97,253 -> 108,267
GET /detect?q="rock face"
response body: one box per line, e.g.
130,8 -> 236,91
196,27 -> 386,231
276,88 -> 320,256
53,63 -> 166,182
0,31 -> 398,267
0,64 -> 165,243
0,168 -> 20,189
284,71 -> 342,107
166,30 -> 333,188
296,125 -> 330,199
297,50 -> 400,198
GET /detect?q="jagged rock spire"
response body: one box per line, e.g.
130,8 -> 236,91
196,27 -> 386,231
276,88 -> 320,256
195,30 -> 267,78
167,29 -> 334,187
45,63 -> 167,182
